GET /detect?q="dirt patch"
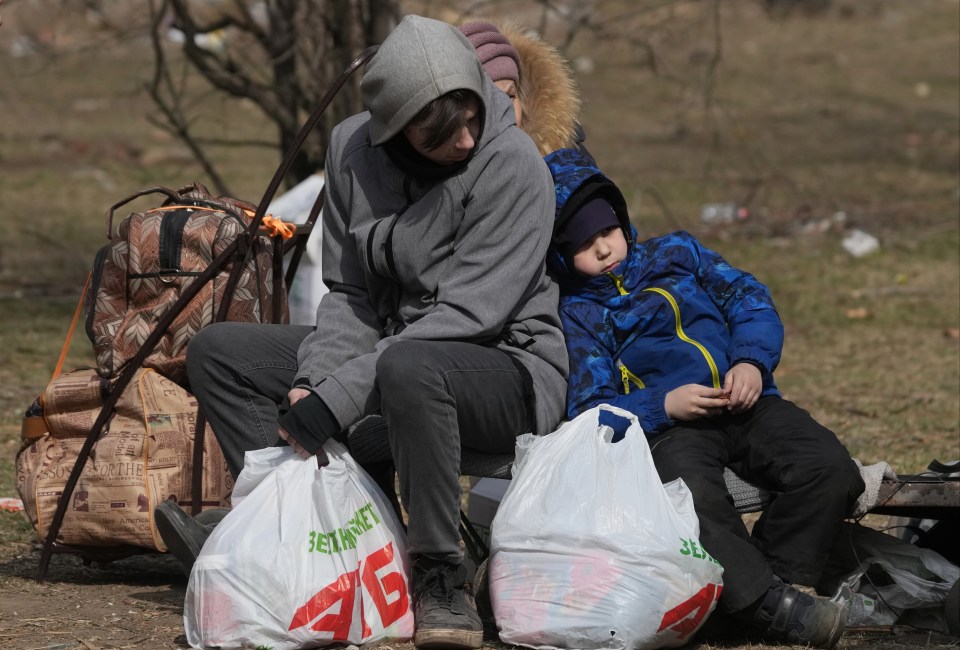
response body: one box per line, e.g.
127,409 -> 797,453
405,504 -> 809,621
0,540 -> 189,649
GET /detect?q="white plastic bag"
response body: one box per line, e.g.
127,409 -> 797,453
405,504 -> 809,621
489,405 -> 724,650
820,523 -> 959,632
184,441 -> 414,649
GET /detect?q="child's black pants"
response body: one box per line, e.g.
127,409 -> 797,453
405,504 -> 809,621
648,395 -> 865,614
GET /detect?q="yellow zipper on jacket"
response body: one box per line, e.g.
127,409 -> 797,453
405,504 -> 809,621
606,271 -> 628,296
605,272 -> 642,392
619,363 -> 646,394
643,286 -> 722,389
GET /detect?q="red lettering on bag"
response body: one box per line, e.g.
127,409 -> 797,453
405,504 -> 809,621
359,592 -> 371,640
288,542 -> 409,641
289,569 -> 358,639
657,582 -> 723,641
361,542 -> 409,629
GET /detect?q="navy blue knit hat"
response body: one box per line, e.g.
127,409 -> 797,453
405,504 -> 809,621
555,197 -> 620,253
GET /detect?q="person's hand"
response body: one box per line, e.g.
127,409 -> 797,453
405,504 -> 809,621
279,387 -> 331,464
287,387 -> 311,406
278,425 -> 312,459
665,384 -> 729,421
723,362 -> 762,413
277,426 -> 330,465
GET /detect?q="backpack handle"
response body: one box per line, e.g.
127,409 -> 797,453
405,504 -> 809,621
104,186 -> 184,239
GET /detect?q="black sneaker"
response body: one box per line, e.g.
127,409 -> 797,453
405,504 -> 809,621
412,558 -> 483,649
749,580 -> 847,649
153,499 -> 218,576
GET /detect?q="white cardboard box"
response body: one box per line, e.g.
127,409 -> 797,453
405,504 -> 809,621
466,477 -> 511,547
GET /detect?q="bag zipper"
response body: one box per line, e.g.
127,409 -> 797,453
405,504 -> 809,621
158,209 -> 192,280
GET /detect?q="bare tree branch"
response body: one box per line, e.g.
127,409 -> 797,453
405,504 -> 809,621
168,0 -> 283,119
130,0 -> 397,188
146,0 -> 232,195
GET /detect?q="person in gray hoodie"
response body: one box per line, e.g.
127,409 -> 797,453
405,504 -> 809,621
156,14 -> 567,649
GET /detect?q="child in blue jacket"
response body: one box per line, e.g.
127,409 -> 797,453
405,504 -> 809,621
544,147 -> 865,649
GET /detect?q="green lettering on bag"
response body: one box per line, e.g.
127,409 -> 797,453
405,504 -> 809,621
365,503 -> 381,525
340,527 -> 356,551
306,502 -> 384,554
678,537 -> 720,564
691,540 -> 703,559
349,516 -> 362,536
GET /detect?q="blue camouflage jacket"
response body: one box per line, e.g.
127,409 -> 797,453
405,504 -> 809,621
544,148 -> 784,435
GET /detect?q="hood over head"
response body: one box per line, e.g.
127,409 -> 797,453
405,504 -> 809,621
544,147 -> 632,277
362,15 -> 487,146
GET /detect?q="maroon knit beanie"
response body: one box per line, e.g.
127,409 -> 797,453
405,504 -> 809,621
459,21 -> 521,85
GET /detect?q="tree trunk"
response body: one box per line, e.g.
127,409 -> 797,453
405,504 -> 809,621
152,0 -> 399,188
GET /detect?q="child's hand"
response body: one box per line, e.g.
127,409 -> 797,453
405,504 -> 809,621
665,384 -> 729,421
723,363 -> 762,413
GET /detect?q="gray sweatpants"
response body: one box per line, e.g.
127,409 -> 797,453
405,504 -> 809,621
186,321 -> 530,563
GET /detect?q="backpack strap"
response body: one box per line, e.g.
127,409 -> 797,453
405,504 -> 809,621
30,274 -> 92,436
49,272 -> 92,385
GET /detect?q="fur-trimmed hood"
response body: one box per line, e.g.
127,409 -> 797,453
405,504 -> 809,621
458,19 -> 582,156
503,24 -> 582,156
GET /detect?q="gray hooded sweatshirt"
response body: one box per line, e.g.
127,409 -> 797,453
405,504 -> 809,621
295,15 -> 567,436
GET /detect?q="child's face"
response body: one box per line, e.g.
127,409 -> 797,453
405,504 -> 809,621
572,226 -> 628,276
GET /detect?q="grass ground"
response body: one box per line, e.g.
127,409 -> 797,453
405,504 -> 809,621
0,1 -> 957,649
